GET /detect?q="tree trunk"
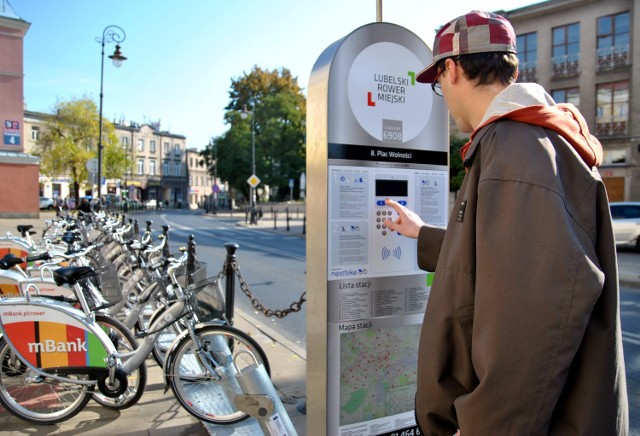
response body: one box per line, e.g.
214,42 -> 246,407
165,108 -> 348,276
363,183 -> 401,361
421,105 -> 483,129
73,180 -> 80,208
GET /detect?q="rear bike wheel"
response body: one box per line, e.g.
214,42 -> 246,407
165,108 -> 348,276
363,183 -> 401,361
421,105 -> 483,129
0,337 -> 93,424
165,324 -> 270,425
91,314 -> 147,410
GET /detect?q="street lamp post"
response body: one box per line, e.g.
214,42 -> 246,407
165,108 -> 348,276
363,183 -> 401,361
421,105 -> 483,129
213,141 -> 219,214
96,25 -> 127,201
241,101 -> 257,224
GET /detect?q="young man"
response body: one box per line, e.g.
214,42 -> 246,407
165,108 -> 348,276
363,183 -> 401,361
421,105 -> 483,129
384,10 -> 628,435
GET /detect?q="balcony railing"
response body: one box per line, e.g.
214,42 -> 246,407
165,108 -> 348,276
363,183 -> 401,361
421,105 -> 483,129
517,61 -> 537,82
552,53 -> 580,77
596,44 -> 630,71
596,119 -> 627,136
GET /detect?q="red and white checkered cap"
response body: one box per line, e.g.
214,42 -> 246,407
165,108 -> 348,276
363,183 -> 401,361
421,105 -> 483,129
417,10 -> 517,83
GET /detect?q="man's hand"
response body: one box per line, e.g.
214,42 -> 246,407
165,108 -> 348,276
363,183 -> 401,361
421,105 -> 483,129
383,198 -> 425,239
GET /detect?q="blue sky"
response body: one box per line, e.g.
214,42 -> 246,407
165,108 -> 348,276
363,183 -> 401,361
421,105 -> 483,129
10,0 -> 539,150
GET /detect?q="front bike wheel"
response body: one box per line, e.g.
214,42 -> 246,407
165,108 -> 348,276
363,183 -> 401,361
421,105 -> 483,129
91,314 -> 147,410
166,324 -> 270,425
0,337 -> 93,424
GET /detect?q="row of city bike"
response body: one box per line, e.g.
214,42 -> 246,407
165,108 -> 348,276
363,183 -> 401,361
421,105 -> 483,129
0,210 -> 270,425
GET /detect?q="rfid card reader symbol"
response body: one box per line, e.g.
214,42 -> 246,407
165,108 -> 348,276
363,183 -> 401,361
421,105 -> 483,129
381,246 -> 402,261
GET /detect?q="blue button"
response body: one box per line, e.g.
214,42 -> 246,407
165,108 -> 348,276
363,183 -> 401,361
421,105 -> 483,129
376,200 -> 386,206
399,200 -> 407,206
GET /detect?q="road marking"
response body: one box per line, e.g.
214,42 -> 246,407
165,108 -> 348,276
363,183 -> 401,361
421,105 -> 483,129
167,226 -> 306,261
622,331 -> 640,346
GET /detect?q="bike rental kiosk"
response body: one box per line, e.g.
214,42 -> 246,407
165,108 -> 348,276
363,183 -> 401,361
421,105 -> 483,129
306,22 -> 448,435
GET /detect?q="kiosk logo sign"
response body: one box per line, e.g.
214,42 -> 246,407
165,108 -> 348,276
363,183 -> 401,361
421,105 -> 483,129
348,42 -> 431,143
330,267 -> 368,278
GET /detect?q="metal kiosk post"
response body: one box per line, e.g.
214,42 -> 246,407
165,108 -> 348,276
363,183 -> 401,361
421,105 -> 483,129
306,22 -> 449,435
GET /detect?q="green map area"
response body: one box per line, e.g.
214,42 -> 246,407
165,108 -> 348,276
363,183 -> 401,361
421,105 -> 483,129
339,324 -> 420,426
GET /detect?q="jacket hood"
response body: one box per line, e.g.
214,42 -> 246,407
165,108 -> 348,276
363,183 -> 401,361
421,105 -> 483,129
462,83 -> 603,167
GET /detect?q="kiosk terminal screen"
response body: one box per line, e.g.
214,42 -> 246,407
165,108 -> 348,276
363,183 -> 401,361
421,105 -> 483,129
375,179 -> 408,197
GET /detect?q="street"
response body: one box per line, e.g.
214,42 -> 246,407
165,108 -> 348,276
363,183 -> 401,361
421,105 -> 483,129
132,208 -> 640,433
619,249 -> 640,432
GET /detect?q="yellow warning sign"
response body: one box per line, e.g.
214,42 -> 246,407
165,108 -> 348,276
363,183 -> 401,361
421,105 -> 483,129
247,174 -> 261,188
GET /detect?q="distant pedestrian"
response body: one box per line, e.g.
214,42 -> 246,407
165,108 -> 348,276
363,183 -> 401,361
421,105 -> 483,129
76,198 -> 92,214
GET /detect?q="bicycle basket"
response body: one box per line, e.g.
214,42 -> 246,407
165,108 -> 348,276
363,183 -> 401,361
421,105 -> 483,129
79,225 -> 89,244
188,277 -> 225,322
84,263 -> 123,310
176,261 -> 207,289
190,261 -> 208,284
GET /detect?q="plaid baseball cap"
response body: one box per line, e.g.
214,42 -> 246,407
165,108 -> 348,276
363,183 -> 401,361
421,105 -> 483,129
416,10 -> 517,83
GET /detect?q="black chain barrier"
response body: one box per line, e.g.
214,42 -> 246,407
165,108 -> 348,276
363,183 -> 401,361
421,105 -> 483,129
220,259 -> 306,319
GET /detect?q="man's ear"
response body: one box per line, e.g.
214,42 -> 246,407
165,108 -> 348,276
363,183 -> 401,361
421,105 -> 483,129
444,57 -> 458,83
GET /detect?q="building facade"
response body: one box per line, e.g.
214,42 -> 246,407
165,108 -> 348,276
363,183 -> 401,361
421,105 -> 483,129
0,1 -> 38,218
115,120 -> 188,207
186,148 -> 213,209
24,111 -> 190,208
503,0 -> 640,201
23,110 -> 74,202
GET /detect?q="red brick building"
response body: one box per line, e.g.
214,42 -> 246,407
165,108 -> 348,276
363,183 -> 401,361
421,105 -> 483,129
0,1 -> 37,218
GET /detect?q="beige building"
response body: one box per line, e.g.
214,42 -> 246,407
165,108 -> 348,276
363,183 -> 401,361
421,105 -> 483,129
24,111 -> 191,207
186,148 -> 212,209
115,120 -> 188,207
502,0 -> 640,201
23,110 -> 73,201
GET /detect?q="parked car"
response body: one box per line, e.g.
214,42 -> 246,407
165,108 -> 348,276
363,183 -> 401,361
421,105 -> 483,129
39,197 -> 55,210
610,201 -> 640,249
145,199 -> 160,210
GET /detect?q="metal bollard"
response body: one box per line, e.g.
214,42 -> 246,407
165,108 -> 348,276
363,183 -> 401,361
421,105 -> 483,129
234,352 -> 297,436
274,211 -> 278,229
286,208 -> 290,232
224,242 -> 239,325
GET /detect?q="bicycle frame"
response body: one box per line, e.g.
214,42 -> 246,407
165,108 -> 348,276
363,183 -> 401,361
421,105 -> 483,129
118,296 -> 188,375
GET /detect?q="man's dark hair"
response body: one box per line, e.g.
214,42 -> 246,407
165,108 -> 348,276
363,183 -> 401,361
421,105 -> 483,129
436,52 -> 518,87
459,52 -> 519,86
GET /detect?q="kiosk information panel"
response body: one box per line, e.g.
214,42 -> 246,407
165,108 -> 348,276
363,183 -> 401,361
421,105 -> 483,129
307,22 -> 448,435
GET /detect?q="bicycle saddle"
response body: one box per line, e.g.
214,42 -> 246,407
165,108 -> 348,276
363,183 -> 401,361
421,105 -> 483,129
53,266 -> 95,286
61,231 -> 81,245
0,253 -> 24,269
16,224 -> 33,234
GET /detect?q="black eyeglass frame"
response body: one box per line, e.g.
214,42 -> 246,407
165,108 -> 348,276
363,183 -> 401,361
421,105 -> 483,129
431,67 -> 445,97
430,56 -> 461,97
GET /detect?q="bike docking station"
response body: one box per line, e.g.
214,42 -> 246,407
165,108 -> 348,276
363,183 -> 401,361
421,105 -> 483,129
234,350 -> 297,435
306,18 -> 448,436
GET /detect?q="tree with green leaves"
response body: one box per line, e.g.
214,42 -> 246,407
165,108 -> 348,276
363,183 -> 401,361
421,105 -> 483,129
449,135 -> 468,193
33,97 -> 129,204
202,65 -> 306,203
